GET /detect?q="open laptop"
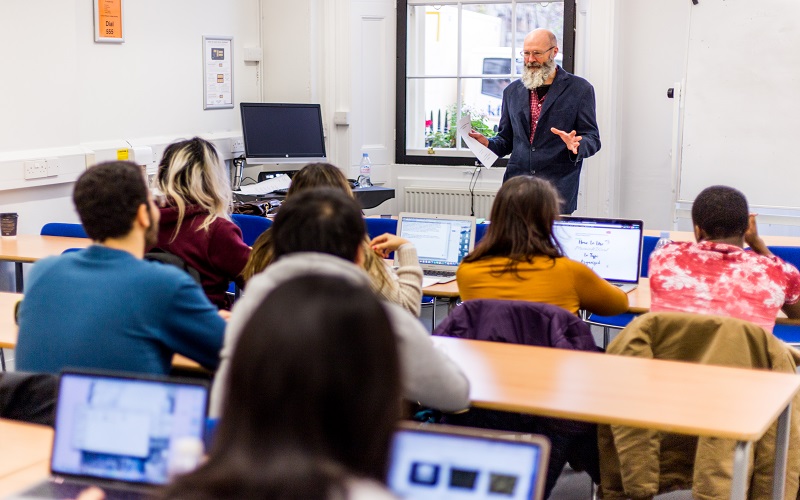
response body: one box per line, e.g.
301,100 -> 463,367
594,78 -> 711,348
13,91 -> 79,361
395,213 -> 477,287
388,423 -> 550,500
552,216 -> 644,293
15,370 -> 209,500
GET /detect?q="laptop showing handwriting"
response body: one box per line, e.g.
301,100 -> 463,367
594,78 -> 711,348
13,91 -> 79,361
14,370 -> 209,500
553,216 -> 644,293
388,423 -> 550,500
396,213 -> 476,286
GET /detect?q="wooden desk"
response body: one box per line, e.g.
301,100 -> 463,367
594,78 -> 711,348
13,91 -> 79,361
0,292 -> 202,371
0,419 -> 52,496
0,235 -> 92,292
434,336 -> 800,499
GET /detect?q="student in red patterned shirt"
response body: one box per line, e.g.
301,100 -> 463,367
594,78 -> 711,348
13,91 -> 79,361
649,185 -> 800,332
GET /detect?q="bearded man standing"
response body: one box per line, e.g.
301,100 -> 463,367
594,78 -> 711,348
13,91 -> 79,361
469,29 -> 600,214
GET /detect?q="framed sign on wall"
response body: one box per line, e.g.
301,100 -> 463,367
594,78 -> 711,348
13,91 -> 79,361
94,0 -> 124,43
203,36 -> 234,110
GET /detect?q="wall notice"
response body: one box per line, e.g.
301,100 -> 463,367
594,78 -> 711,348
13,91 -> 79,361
203,36 -> 234,110
94,0 -> 124,43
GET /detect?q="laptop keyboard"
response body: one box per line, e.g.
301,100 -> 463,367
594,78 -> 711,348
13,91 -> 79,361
21,480 -> 151,500
424,270 -> 456,278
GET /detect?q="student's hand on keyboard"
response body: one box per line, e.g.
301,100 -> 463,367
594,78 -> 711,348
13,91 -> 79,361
370,233 -> 410,258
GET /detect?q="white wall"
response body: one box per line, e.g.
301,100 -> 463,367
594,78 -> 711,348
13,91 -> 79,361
0,0 -> 261,234
615,0 -> 691,230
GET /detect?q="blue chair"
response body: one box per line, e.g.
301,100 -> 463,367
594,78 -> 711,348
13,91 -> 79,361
40,223 -> 87,238
231,214 -> 272,246
476,222 -> 489,243
364,217 -> 397,240
767,246 -> 800,270
766,247 -> 800,346
639,235 -> 659,277
586,235 -> 661,345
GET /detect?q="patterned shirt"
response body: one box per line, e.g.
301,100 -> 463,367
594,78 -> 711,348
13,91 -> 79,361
648,241 -> 800,332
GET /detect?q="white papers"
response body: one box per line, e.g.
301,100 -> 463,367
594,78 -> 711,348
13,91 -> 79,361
236,174 -> 292,195
457,114 -> 499,168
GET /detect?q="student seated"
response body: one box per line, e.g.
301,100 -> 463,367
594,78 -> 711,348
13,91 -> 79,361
649,185 -> 800,331
15,161 -> 226,375
456,176 -> 628,316
211,188 -> 470,416
242,162 -> 424,316
162,275 -> 401,499
154,137 -> 250,309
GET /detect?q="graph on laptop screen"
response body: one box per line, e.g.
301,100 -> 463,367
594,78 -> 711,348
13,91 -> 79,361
552,217 -> 643,283
399,215 -> 474,267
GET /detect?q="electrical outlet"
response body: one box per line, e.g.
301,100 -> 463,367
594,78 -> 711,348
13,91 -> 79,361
46,157 -> 60,177
24,160 -> 48,180
231,139 -> 245,155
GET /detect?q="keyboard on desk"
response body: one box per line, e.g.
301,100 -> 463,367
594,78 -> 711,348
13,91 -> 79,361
422,270 -> 457,286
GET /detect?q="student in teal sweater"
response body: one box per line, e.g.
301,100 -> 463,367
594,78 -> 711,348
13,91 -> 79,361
16,161 -> 226,375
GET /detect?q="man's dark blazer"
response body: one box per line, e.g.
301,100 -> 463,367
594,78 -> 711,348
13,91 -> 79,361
487,66 -> 600,213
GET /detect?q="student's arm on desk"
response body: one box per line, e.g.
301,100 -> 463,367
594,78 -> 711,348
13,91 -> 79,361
571,260 -> 629,315
383,303 -> 470,412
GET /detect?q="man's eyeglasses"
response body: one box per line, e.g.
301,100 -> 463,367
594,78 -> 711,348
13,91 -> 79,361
520,46 -> 555,59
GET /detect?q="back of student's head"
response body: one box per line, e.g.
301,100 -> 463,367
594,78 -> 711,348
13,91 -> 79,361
464,175 -> 563,266
271,188 -> 365,262
157,137 -> 232,234
73,161 -> 149,242
287,162 -> 353,198
162,275 -> 401,499
692,185 -> 749,239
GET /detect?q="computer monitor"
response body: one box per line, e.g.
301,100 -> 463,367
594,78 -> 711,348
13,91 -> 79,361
240,102 -> 327,166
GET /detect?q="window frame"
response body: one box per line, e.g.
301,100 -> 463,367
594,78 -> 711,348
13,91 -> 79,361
395,0 -> 576,166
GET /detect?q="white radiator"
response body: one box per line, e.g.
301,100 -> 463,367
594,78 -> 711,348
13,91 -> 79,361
404,186 -> 496,219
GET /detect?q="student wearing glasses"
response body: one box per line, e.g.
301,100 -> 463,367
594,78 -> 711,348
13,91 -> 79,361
468,28 -> 600,214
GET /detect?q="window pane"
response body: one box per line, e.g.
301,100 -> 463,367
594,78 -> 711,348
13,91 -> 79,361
463,77 -> 506,134
515,2 -> 565,58
406,78 -> 459,149
460,4 -> 514,74
399,1 -> 570,163
407,5 -> 459,77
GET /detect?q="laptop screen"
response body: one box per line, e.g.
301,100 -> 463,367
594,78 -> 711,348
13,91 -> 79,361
50,371 -> 209,485
397,213 -> 476,269
387,425 -> 548,500
553,217 -> 644,284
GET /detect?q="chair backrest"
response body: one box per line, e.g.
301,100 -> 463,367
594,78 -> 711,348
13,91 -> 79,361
610,311 -> 782,365
434,299 -> 599,352
0,371 -> 58,426
145,249 -> 202,284
768,246 -> 800,270
231,213 -> 272,246
476,222 -> 489,243
364,217 -> 397,240
639,235 -> 659,277
40,222 -> 88,238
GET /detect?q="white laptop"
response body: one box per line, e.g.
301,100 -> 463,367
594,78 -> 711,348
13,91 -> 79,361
553,216 -> 644,293
395,213 -> 477,287
14,370 -> 209,500
388,423 -> 550,500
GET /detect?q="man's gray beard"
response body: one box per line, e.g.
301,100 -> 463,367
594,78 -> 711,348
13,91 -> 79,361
521,59 -> 555,90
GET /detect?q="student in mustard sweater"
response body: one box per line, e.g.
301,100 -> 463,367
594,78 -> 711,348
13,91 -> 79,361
456,176 -> 628,316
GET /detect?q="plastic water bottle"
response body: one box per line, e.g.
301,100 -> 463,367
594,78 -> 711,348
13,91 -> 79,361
654,231 -> 672,251
358,153 -> 372,188
167,436 -> 205,480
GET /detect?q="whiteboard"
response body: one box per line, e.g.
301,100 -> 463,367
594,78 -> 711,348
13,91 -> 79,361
679,0 -> 800,209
